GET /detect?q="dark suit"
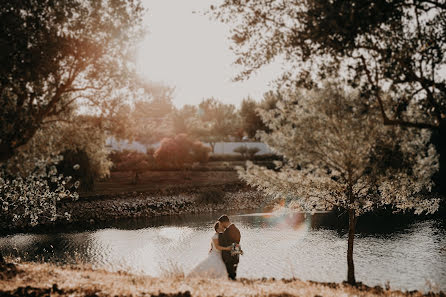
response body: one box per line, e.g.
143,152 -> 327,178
219,224 -> 241,280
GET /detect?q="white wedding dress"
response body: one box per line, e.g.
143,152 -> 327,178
188,233 -> 227,278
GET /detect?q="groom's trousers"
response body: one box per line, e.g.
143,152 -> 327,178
223,254 -> 239,280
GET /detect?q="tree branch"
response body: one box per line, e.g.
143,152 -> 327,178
359,55 -> 439,130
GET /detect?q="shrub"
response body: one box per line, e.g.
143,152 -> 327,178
234,146 -> 261,159
247,147 -> 261,159
192,142 -> 212,164
154,134 -> 211,169
0,158 -> 78,229
196,189 -> 226,204
109,150 -> 133,166
113,151 -> 153,184
57,149 -> 94,191
233,145 -> 248,159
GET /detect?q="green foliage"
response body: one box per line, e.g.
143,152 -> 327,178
213,1 -> 445,128
233,146 -> 261,160
196,98 -> 242,148
247,147 -> 260,159
240,98 -> 267,139
238,84 -> 440,285
5,117 -> 111,180
0,157 -> 79,230
233,145 -> 248,159
0,0 -> 144,162
214,0 -> 446,194
57,149 -> 94,192
110,83 -> 175,145
192,142 -> 212,164
111,150 -> 154,184
172,105 -> 199,135
154,134 -> 211,169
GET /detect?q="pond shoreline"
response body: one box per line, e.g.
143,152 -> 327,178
0,182 -> 271,235
0,262 -> 443,297
1,179 -> 444,235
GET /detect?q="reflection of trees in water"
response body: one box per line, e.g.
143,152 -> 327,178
0,233 -> 95,264
2,211 -> 444,268
309,211 -> 444,237
310,212 -> 341,230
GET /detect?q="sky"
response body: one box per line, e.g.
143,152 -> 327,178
135,0 -> 282,107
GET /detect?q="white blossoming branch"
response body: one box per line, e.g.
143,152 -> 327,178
0,156 -> 80,227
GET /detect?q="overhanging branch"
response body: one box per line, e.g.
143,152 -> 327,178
359,55 -> 439,130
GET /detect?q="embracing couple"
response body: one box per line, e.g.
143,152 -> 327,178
188,215 -> 242,280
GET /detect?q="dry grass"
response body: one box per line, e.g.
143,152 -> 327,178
89,171 -> 240,196
0,262 -> 442,297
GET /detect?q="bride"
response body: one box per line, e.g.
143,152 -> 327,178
188,221 -> 231,278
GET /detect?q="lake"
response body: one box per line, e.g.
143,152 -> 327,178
0,211 -> 445,292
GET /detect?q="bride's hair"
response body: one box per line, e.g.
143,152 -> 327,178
218,215 -> 229,223
214,221 -> 220,232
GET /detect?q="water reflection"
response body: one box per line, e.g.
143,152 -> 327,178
0,211 -> 444,292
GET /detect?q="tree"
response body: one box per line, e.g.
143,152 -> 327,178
57,149 -> 94,191
247,147 -> 260,159
233,145 -> 248,159
6,116 -> 111,179
171,105 -> 200,135
237,84 -> 439,285
240,98 -> 267,139
127,84 -> 175,145
212,1 -> 446,191
95,82 -> 176,148
234,145 -> 260,159
114,151 -> 153,184
0,0 -> 144,162
0,157 -> 79,230
197,98 -> 241,151
154,134 -> 211,169
0,113 -> 111,264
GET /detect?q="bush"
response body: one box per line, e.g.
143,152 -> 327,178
192,142 -> 212,163
113,151 -> 153,184
247,147 -> 260,159
233,145 -> 248,159
109,150 -> 133,166
196,189 -> 226,204
1,158 -> 78,229
154,134 -> 211,169
57,149 -> 94,191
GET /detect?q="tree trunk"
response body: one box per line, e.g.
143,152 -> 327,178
210,142 -> 215,153
347,208 -> 357,285
0,251 -> 4,264
132,171 -> 139,184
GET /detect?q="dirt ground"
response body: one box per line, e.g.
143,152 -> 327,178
2,262 -> 442,297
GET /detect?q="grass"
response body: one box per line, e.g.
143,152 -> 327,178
88,170 -> 241,196
0,262 -> 442,297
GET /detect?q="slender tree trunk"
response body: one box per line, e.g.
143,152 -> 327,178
0,251 -> 4,264
347,208 -> 357,285
132,171 -> 139,184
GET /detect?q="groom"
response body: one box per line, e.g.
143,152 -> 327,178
218,214 -> 241,280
